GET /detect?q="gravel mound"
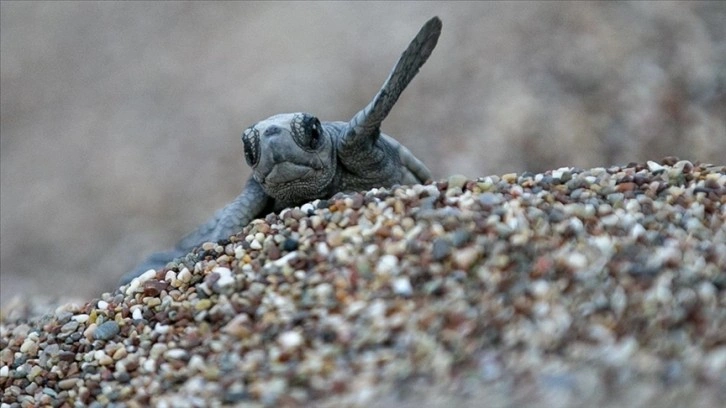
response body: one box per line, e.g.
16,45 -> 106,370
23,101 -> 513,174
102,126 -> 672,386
1,158 -> 724,407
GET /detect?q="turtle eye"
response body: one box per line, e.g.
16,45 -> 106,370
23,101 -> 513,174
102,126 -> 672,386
241,128 -> 260,167
291,113 -> 323,151
309,118 -> 322,149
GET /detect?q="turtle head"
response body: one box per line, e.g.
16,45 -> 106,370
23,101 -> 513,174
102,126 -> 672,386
241,113 -> 336,203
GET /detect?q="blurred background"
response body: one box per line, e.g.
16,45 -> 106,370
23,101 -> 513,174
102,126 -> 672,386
2,2 -> 725,304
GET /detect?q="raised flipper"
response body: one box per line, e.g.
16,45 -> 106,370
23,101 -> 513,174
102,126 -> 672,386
340,17 -> 442,156
121,177 -> 271,284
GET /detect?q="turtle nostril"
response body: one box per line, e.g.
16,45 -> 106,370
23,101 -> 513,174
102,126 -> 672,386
263,126 -> 281,137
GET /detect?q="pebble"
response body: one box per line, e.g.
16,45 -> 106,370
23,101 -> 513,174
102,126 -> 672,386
164,349 -> 189,360
392,277 -> 413,296
448,174 -> 469,189
376,254 -> 399,275
278,330 -> 304,351
1,158 -> 723,407
432,238 -> 452,261
93,321 -> 120,340
178,267 -> 192,283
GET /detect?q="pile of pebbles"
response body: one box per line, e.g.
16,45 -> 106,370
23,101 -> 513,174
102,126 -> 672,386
2,157 -> 724,407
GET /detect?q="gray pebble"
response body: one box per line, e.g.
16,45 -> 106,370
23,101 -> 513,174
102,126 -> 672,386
94,321 -> 120,340
432,238 -> 452,261
479,192 -> 502,209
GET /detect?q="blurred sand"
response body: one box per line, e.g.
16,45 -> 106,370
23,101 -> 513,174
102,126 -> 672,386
1,2 -> 725,303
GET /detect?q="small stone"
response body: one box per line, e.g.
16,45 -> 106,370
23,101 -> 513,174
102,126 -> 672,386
300,202 -> 316,214
164,349 -> 189,360
72,314 -> 90,324
58,378 -> 78,390
145,297 -> 161,307
143,280 -> 168,297
447,174 -> 468,189
282,238 -> 299,251
223,314 -> 253,339
93,321 -> 120,341
94,350 -> 114,366
59,320 -> 80,337
112,347 -> 128,360
479,192 -> 502,209
432,238 -> 452,261
196,299 -> 213,311
42,387 -> 59,399
566,252 -> 588,271
376,254 -> 399,275
315,283 -> 334,301
278,330 -> 304,351
20,338 -> 37,354
452,247 -> 479,269
210,267 -> 235,293
647,160 -> 665,173
27,365 -> 43,380
178,268 -> 192,283
392,277 -> 413,296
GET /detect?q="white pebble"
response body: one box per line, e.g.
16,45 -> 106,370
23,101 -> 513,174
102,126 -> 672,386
132,308 -> 143,321
72,314 -> 90,323
315,283 -> 333,301
212,267 -> 234,288
392,277 -> 413,296
278,330 -> 304,351
566,252 -> 588,270
530,280 -> 550,299
332,246 -> 351,263
250,240 -> 262,250
300,203 -> 316,214
0,365 -> 8,377
316,242 -> 330,256
600,214 -> 620,227
154,324 -> 170,334
139,269 -> 158,282
610,286 -> 627,317
20,338 -> 36,353
188,355 -> 206,371
601,337 -> 639,365
629,223 -> 646,239
647,160 -> 665,172
178,268 -> 192,283
272,252 -> 298,267
697,282 -> 717,304
376,255 -> 399,275
164,349 -> 189,360
126,269 -> 157,295
97,300 -> 109,310
704,347 -> 726,381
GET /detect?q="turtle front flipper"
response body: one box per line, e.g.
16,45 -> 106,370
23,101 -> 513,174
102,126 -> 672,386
340,17 -> 441,156
121,177 -> 272,284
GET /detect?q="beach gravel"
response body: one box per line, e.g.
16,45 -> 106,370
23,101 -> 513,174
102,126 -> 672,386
1,158 -> 724,407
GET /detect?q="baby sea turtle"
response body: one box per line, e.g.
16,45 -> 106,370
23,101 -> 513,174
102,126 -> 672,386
124,17 -> 441,283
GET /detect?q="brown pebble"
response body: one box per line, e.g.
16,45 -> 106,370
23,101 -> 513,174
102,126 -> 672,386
616,182 -> 637,193
58,378 -> 78,390
142,280 -> 168,298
